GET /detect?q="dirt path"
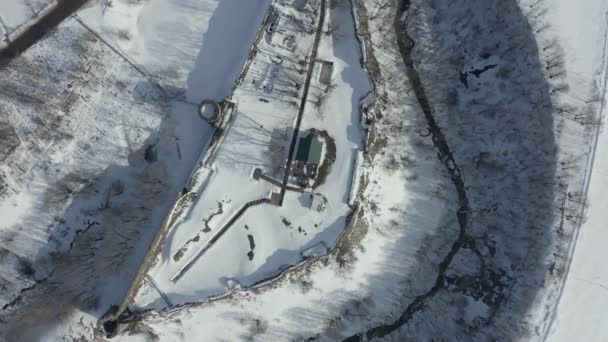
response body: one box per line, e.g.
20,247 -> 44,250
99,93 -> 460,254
0,0 -> 90,68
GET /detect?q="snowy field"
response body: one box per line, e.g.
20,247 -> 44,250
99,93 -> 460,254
134,0 -> 371,309
0,0 -> 606,340
78,0 -> 270,104
0,0 -> 271,340
113,0 -> 607,340
107,0 -> 457,340
548,87 -> 608,342
0,0 -> 55,43
544,0 -> 608,340
0,12 -> 212,339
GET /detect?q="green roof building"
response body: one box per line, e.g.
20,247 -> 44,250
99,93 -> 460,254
296,133 -> 322,165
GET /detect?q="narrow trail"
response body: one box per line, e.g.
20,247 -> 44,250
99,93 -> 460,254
343,0 -> 474,340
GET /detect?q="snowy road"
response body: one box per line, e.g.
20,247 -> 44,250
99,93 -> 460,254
548,37 -> 608,342
542,0 -> 608,340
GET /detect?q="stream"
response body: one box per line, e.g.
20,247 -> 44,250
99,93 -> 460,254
343,0 -> 476,339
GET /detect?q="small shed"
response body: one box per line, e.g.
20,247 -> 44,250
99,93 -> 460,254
296,133 -> 322,165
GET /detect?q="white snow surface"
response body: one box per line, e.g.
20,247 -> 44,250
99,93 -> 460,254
0,0 -> 274,340
3,0 -> 608,340
78,0 -> 269,103
546,0 -> 608,339
549,93 -> 608,342
135,0 -> 371,309
110,1 -> 455,341
535,0 -> 608,340
0,0 -> 55,41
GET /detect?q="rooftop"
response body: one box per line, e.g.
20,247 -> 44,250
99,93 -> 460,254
296,133 -> 322,165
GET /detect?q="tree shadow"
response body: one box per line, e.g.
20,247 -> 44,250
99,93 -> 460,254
34,1 -> 566,340
0,112 -> 178,341
0,2 -> 275,342
270,0 -> 562,340
312,0 -> 562,340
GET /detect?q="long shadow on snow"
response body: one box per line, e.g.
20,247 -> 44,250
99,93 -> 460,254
184,0 -> 271,103
335,0 -> 560,340
149,0 -> 273,266
263,0 -> 561,340
0,34 -> 212,342
0,0 -> 275,340
0,112 -> 183,342
142,2 -> 375,305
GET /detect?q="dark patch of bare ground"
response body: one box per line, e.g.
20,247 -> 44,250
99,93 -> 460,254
247,234 -> 256,261
173,201 -> 225,261
340,0 -> 560,341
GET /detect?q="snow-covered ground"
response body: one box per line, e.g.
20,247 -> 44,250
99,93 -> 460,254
0,0 -> 55,43
548,90 -> 608,342
78,0 -> 270,103
133,0 -> 371,309
543,0 -> 608,340
1,0 -> 606,340
0,0 -> 272,340
0,9 -> 215,337
115,0 -> 608,340
106,0 -> 456,340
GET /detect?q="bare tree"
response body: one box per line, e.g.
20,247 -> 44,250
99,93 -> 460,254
46,170 -> 95,207
325,22 -> 342,39
312,90 -> 328,110
368,0 -> 392,21
324,78 -> 338,94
